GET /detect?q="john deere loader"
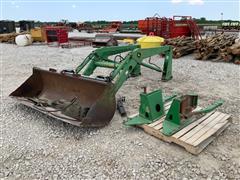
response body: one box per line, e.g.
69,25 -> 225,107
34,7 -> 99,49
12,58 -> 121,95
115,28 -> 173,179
10,45 -> 172,127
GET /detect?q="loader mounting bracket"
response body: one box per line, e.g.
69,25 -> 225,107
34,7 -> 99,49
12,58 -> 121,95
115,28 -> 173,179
162,95 -> 224,136
124,89 -> 176,126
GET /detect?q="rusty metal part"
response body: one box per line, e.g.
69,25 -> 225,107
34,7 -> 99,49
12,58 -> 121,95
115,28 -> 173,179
10,67 -> 116,127
180,94 -> 198,118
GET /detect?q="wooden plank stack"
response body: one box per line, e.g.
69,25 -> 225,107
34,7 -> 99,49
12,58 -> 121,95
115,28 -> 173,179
165,36 -> 196,58
194,34 -> 239,64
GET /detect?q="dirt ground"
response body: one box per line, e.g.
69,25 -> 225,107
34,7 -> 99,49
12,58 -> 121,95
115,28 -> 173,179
1,43 -> 240,179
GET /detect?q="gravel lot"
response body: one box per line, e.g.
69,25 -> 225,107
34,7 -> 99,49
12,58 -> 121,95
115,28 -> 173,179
1,43 -> 240,179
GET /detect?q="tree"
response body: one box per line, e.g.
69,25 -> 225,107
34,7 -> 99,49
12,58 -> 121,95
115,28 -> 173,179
200,17 -> 206,21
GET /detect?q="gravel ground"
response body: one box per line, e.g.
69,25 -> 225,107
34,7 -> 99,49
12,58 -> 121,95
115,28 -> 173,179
1,43 -> 240,179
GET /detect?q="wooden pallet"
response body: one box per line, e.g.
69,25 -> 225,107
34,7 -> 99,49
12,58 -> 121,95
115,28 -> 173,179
137,101 -> 231,155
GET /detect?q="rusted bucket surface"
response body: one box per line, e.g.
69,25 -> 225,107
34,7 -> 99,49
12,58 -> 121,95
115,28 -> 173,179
10,67 -> 116,127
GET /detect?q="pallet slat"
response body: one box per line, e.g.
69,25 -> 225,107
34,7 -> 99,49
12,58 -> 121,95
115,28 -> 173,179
138,106 -> 231,155
164,104 -> 171,111
184,113 -> 226,144
148,118 -> 164,128
179,112 -> 221,142
153,122 -> 163,130
172,111 -> 215,139
164,101 -> 172,107
192,114 -> 230,146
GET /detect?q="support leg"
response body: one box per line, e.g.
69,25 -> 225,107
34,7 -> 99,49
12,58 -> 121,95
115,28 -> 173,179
130,64 -> 141,77
162,49 -> 173,81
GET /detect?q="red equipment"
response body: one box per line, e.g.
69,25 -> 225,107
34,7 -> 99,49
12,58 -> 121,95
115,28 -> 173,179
45,26 -> 69,46
138,15 -> 201,40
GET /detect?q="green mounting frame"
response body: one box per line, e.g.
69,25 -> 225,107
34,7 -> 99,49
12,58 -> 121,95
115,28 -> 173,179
162,95 -> 224,136
75,45 -> 173,96
124,89 -> 176,126
75,45 -> 142,77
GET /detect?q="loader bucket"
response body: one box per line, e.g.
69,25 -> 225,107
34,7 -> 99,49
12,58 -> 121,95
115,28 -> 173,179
10,67 -> 116,127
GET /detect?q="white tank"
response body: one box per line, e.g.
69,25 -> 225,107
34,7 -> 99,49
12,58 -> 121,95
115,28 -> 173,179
15,34 -> 33,46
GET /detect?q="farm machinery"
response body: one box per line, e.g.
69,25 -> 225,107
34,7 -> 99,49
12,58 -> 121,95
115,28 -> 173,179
10,45 -> 173,127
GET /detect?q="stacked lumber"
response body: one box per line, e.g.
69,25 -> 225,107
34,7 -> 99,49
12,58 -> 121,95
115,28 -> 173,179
165,36 -> 196,58
194,34 -> 239,64
0,32 -> 27,43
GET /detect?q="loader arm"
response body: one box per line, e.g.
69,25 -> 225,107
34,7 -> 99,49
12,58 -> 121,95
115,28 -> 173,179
93,45 -> 139,58
75,45 -> 139,74
110,45 -> 172,95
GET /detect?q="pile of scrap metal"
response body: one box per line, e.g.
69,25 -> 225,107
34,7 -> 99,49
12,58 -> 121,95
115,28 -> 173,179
195,34 -> 239,63
10,45 -> 172,127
